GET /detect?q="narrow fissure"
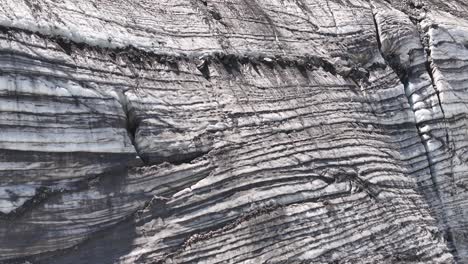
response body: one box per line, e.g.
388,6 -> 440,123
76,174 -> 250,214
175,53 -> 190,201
415,19 -> 459,259
371,8 -> 457,257
119,90 -> 147,165
371,9 -> 436,197
421,30 -> 452,147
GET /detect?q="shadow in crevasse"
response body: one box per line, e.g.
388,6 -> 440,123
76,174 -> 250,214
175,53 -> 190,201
1,158 -> 152,264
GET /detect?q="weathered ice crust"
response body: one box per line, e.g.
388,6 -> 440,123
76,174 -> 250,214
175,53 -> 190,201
0,0 -> 467,263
